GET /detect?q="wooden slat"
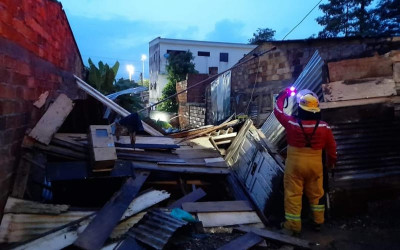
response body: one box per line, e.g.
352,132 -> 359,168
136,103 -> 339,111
236,225 -> 311,249
4,197 -> 69,215
211,132 -> 237,141
168,188 -> 206,209
197,211 -> 262,227
182,200 -> 253,213
33,143 -> 88,160
73,172 -> 150,250
29,94 -> 74,145
115,142 -> 179,149
320,96 -> 400,109
178,120 -> 238,142
11,154 -> 32,198
132,161 -> 230,174
322,77 -> 396,102
217,232 -> 263,250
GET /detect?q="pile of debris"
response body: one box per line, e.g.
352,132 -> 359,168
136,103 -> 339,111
0,78 -> 310,249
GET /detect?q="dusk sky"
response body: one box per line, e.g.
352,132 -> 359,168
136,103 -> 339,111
58,0 -> 325,80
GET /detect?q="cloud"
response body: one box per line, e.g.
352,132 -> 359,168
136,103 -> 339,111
205,19 -> 248,43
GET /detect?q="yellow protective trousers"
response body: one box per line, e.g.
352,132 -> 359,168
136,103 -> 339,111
283,146 -> 325,233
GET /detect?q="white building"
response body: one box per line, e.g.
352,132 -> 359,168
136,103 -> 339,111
148,37 -> 257,104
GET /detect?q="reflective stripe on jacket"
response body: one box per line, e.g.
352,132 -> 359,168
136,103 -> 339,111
274,92 -> 337,165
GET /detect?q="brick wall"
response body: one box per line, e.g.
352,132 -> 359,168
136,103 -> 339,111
0,0 -> 84,213
231,37 -> 400,126
176,74 -> 214,129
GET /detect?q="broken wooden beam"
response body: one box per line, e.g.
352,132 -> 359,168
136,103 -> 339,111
29,94 -> 74,145
182,200 -> 253,213
236,225 -> 312,249
11,153 -> 33,198
132,161 -> 230,175
73,172 -> 150,250
217,232 -> 263,250
168,188 -> 206,209
115,142 -> 180,149
4,197 -> 69,215
197,211 -> 262,227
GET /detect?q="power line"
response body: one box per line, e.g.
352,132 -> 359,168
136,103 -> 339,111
281,0 -> 323,40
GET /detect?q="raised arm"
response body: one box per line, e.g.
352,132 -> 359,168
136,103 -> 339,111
274,90 -> 291,128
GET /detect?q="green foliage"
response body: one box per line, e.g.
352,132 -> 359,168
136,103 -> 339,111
249,28 -> 276,44
372,0 -> 400,36
157,80 -> 179,112
87,58 -> 120,95
316,0 -> 384,38
158,51 -> 196,113
142,79 -> 150,88
114,78 -> 143,112
155,119 -> 172,129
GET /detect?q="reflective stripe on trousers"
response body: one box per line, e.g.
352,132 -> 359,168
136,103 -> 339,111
283,146 -> 325,233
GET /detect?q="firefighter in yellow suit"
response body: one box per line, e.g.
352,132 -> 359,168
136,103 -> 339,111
274,88 -> 337,235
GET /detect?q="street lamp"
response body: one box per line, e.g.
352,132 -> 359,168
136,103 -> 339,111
141,54 -> 147,84
126,64 -> 134,82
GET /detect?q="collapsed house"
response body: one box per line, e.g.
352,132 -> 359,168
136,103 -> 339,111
1,0 -> 400,249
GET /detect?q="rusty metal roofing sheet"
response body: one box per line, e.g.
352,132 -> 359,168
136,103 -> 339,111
122,209 -> 188,249
260,50 -> 325,149
330,119 -> 400,188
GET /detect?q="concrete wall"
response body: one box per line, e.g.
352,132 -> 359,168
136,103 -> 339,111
0,0 -> 84,213
148,37 -> 256,104
231,37 -> 400,126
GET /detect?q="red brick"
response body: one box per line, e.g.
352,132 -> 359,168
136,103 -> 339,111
15,62 -> 31,76
4,56 -> 17,70
11,72 -> 28,86
27,77 -> 36,88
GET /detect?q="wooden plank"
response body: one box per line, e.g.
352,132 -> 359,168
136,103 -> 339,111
132,161 -> 230,174
178,120 -> 238,142
29,94 -> 74,145
11,188 -> 159,249
327,55 -> 393,82
217,232 -> 263,250
115,135 -> 177,145
4,197 -> 69,215
211,132 -> 237,141
11,154 -> 32,198
33,143 -> 88,160
320,96 -> 400,109
205,157 -> 228,167
168,188 -> 206,209
182,200 -> 253,213
115,142 -> 179,149
197,211 -> 262,227
0,212 -> 93,243
322,77 -> 396,102
236,225 -> 311,249
51,137 -> 88,153
73,172 -> 150,250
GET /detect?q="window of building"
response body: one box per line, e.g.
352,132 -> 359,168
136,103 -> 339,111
167,50 -> 185,56
220,52 -> 228,62
198,51 -> 210,57
209,67 -> 218,75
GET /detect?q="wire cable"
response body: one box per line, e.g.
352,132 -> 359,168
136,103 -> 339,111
281,0 -> 323,40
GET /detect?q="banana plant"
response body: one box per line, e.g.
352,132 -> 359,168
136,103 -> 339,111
87,58 -> 120,95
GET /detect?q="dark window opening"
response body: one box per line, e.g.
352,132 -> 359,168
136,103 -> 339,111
198,51 -> 210,57
167,50 -> 186,56
220,52 -> 228,62
209,67 -> 218,75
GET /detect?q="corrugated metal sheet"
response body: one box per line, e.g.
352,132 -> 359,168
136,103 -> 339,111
330,119 -> 400,189
260,50 -> 325,149
123,209 -> 188,249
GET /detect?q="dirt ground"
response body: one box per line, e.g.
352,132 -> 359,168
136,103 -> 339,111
171,196 -> 400,250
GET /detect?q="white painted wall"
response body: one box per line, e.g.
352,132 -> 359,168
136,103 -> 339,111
149,38 -> 256,104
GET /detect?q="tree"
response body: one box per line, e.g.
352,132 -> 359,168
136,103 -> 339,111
373,0 -> 400,36
158,51 -> 197,112
316,0 -> 378,38
86,59 -> 120,95
113,78 -> 143,112
249,28 -> 276,44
